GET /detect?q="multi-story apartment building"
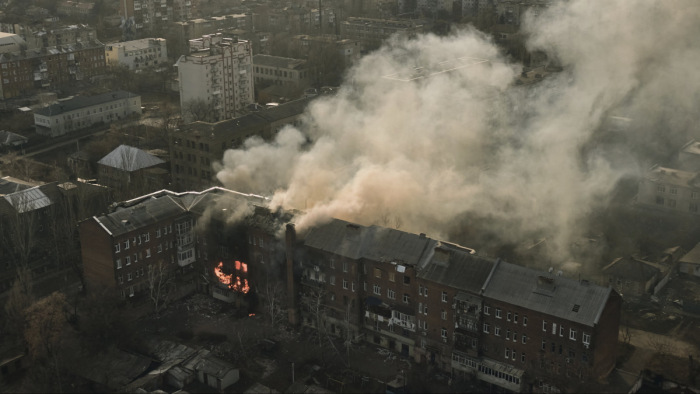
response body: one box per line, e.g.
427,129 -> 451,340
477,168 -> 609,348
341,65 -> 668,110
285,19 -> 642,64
290,35 -> 363,67
176,34 -> 254,123
57,1 -> 95,17
105,38 -> 168,71
167,14 -> 252,58
97,144 -> 168,200
168,97 -> 313,191
33,91 -> 141,137
23,24 -> 98,50
0,40 -> 106,100
285,218 -> 621,393
80,187 -> 282,303
339,17 -> 427,51
0,33 -> 26,54
119,0 -> 193,33
253,55 -> 312,90
636,165 -> 700,215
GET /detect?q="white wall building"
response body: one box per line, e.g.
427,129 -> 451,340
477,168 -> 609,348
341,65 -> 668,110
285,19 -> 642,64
34,91 -> 141,137
0,32 -> 26,54
176,34 -> 253,122
105,38 -> 168,71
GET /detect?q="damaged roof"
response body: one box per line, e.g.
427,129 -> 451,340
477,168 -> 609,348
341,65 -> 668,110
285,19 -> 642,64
483,262 -> 614,327
303,218 -> 433,266
417,242 -> 496,293
602,257 -> 661,282
98,144 -> 165,172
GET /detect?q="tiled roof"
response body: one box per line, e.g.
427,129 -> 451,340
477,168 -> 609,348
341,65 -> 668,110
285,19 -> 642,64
97,144 -> 165,172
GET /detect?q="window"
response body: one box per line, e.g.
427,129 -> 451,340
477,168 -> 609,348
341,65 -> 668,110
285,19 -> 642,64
552,322 -> 557,335
116,259 -> 122,269
523,316 -> 528,326
387,288 -> 395,299
125,256 -> 131,265
343,279 -> 348,289
352,282 -> 356,292
496,308 -> 502,319
542,340 -> 546,350
441,328 -> 447,338
418,285 -> 423,295
507,311 -> 512,321
494,326 -> 501,336
403,293 -> 410,303
514,313 -> 518,324
423,304 -> 428,315
329,259 -> 335,269
569,328 -> 577,341
656,196 -> 665,205
658,185 -> 666,193
115,243 -> 121,253
670,187 -> 677,195
483,323 -> 491,333
403,276 -> 410,285
505,348 -> 510,359
442,291 -> 448,302
441,310 -> 447,320
330,276 -> 336,285
124,239 -> 130,250
668,199 -> 677,208
363,282 -> 367,291
484,305 -> 490,315
127,272 -> 133,281
144,233 -> 150,242
374,268 -> 382,278
543,320 -> 547,332
389,272 -> 395,282
522,335 -> 527,344
118,275 -> 123,284
424,287 -> 428,297
343,261 -> 348,272
582,332 -> 591,345
146,248 -> 151,258
560,326 -> 564,337
373,284 -> 381,295
158,244 -> 162,253
506,329 -> 511,340
513,332 -> 518,342
521,353 -> 526,363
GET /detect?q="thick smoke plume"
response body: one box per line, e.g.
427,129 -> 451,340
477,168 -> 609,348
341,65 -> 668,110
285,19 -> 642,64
215,0 -> 700,260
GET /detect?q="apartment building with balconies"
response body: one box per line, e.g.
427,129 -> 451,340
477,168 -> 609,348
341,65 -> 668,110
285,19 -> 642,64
176,34 -> 254,123
105,38 -> 168,71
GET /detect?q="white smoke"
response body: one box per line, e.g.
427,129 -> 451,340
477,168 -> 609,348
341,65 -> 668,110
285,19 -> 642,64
215,0 -> 700,259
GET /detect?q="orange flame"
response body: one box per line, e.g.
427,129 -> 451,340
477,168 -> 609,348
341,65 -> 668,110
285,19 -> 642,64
214,262 -> 232,285
249,313 -> 255,317
214,261 -> 250,294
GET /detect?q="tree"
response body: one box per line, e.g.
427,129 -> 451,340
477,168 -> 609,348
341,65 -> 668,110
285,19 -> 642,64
4,266 -> 34,339
148,260 -> 175,316
182,98 -> 216,123
262,279 -> 286,327
24,292 -> 68,393
0,190 -> 41,269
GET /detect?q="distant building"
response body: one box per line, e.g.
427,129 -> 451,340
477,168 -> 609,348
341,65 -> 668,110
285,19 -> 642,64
23,24 -> 97,50
0,40 -> 106,100
97,144 -> 168,199
602,256 -> 665,298
340,17 -> 427,51
119,0 -> 193,33
57,1 -> 95,17
0,33 -> 26,54
679,242 -> 700,278
290,34 -> 363,67
168,97 -> 312,191
105,38 -> 168,71
33,91 -> 141,137
636,165 -> 700,215
253,54 -> 312,90
176,34 -> 254,122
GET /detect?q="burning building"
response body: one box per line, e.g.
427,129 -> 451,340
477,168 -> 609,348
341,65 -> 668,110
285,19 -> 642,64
212,261 -> 251,303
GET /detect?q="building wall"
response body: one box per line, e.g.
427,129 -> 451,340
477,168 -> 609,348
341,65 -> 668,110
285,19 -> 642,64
415,277 -> 458,368
637,171 -> 700,214
105,38 -> 168,71
34,94 -> 141,137
80,218 -> 119,294
590,290 -> 621,380
679,262 -> 700,277
177,38 -> 254,122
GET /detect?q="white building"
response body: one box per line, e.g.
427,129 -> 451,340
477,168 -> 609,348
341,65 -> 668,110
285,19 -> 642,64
176,34 -> 253,122
34,91 -> 141,137
253,54 -> 311,89
0,32 -> 26,54
105,38 -> 168,71
636,165 -> 700,215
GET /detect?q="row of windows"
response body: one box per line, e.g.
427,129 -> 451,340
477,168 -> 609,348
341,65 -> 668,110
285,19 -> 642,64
372,267 -> 410,284
484,306 -> 528,326
655,197 -> 698,211
114,225 -> 172,253
542,321 -> 590,344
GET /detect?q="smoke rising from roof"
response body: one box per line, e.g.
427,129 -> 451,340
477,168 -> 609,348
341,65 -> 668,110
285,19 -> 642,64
215,1 -> 700,260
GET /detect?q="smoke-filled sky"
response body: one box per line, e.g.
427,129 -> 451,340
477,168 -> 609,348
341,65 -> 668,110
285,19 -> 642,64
214,0 -> 700,260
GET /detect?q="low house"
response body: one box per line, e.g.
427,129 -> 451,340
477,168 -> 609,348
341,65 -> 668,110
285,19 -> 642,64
97,145 -> 168,198
602,257 -> 663,298
679,242 -> 700,278
195,355 -> 239,391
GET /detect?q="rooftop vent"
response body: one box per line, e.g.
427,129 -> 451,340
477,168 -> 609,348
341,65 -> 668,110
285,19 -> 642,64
572,304 -> 580,312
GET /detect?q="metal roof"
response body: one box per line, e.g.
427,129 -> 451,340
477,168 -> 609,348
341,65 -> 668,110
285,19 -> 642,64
417,242 -> 496,293
602,257 -> 661,282
680,242 -> 700,265
97,144 -> 165,172
3,186 -> 52,213
34,91 -> 139,117
303,218 -> 433,266
483,262 -> 613,327
253,54 -> 307,70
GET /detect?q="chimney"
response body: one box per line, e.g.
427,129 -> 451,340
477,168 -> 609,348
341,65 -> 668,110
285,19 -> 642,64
286,223 -> 298,326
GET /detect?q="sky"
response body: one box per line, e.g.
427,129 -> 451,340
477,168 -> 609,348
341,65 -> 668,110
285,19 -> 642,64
214,0 -> 700,262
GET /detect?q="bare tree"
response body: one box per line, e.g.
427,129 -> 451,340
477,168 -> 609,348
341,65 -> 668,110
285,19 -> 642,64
182,98 -> 216,123
4,266 -> 34,338
1,190 -> 41,269
24,291 -> 68,393
147,260 -> 175,316
262,279 -> 286,327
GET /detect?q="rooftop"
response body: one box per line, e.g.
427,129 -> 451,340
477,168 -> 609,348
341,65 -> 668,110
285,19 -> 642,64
97,144 -> 165,172
680,241 -> 700,265
602,257 -> 661,283
253,54 -> 307,70
644,166 -> 700,188
34,91 -> 138,117
417,242 -> 496,293
483,262 -> 614,327
106,38 -> 166,51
